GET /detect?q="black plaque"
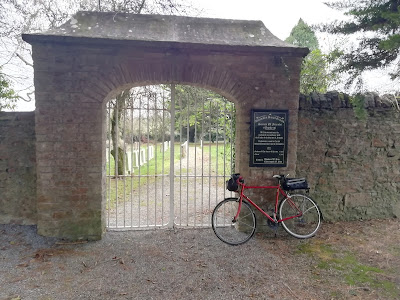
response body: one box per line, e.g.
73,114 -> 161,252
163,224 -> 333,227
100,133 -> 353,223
250,110 -> 288,167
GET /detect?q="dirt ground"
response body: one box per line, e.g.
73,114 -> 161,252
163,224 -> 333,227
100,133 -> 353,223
1,218 -> 399,300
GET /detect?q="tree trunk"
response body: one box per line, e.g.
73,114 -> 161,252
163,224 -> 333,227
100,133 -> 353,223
111,89 -> 130,176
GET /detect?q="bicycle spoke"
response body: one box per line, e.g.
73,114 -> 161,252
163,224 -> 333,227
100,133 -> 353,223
279,194 -> 321,239
212,198 -> 256,245
236,220 -> 255,229
302,206 -> 315,214
238,212 -> 253,219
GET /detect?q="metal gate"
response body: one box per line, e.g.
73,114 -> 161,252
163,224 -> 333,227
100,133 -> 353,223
106,85 -> 235,229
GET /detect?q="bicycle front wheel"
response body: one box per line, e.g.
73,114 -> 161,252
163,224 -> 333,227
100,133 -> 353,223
279,194 -> 321,239
212,198 -> 256,245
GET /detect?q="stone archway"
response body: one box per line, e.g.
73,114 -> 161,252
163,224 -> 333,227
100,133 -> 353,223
22,12 -> 307,240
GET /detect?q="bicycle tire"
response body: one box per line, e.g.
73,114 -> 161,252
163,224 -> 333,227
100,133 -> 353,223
212,197 -> 256,245
279,194 -> 321,239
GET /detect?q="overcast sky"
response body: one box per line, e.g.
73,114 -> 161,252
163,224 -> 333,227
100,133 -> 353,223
197,0 -> 343,41
10,0 -> 399,111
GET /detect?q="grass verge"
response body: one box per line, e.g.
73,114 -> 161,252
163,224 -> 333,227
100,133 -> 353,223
297,240 -> 399,299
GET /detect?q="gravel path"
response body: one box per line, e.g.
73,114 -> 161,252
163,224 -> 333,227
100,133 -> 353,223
2,218 -> 400,300
1,224 -> 308,300
107,146 -> 231,228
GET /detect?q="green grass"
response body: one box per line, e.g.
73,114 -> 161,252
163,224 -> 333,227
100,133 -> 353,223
107,143 -> 176,176
106,142 -> 235,210
106,143 -> 180,209
202,143 -> 235,175
297,240 -> 399,298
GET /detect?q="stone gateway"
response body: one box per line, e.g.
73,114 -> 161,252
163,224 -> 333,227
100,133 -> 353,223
19,12 -> 307,240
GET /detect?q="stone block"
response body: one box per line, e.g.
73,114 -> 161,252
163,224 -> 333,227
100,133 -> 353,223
343,192 -> 372,208
372,138 -> 386,148
379,94 -> 395,108
326,91 -> 341,108
364,92 -> 377,108
392,201 -> 400,218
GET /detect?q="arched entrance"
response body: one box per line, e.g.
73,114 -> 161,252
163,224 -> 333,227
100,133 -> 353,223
105,84 -> 236,229
22,12 -> 307,240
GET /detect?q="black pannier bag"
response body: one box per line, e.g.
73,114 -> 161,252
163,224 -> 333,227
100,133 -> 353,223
226,174 -> 240,191
282,178 -> 309,191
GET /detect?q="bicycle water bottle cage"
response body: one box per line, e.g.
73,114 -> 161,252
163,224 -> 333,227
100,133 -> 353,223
226,174 -> 240,191
282,178 -> 309,191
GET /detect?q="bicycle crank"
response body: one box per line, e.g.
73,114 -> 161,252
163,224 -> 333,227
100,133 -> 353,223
267,218 -> 278,228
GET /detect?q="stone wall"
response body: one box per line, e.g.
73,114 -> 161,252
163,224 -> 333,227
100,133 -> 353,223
1,92 -> 399,232
0,112 -> 36,224
297,92 -> 400,221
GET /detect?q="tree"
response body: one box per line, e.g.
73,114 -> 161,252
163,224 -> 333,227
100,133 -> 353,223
110,90 -> 131,176
174,86 -> 235,144
285,19 -> 337,94
172,85 -> 236,172
300,49 -> 332,94
320,0 -> 400,86
129,86 -> 171,143
285,18 -> 319,51
0,69 -> 18,111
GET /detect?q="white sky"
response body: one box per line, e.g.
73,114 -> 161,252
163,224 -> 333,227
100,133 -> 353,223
197,0 -> 343,41
10,0 -> 399,111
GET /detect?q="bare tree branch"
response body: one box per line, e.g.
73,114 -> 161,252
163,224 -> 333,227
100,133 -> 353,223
17,90 -> 34,102
16,53 -> 33,67
137,0 -> 146,13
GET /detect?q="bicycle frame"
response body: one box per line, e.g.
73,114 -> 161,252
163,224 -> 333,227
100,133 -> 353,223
234,181 -> 303,223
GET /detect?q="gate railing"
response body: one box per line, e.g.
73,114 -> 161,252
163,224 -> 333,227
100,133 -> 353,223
106,85 -> 235,230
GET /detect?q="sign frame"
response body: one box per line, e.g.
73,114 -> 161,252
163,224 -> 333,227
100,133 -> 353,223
249,109 -> 289,167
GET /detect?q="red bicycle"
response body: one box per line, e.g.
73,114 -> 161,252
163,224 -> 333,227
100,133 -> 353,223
212,174 -> 322,245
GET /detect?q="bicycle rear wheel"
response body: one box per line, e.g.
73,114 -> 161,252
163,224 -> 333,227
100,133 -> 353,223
279,194 -> 321,239
212,197 -> 256,245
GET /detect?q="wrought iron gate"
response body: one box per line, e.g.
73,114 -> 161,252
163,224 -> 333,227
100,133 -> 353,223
106,85 -> 235,229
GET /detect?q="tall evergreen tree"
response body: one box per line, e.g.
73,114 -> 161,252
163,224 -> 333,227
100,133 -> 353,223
320,0 -> 400,83
285,19 -> 336,94
285,18 -> 319,51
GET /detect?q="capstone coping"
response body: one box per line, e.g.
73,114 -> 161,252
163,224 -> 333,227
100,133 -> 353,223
22,11 -> 309,55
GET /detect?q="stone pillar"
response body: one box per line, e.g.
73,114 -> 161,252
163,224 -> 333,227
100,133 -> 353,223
33,44 -> 105,240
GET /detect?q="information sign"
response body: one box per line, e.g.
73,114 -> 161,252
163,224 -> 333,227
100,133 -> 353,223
250,110 -> 288,167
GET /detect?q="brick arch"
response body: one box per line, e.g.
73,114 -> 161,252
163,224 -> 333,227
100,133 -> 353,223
83,62 -> 244,106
